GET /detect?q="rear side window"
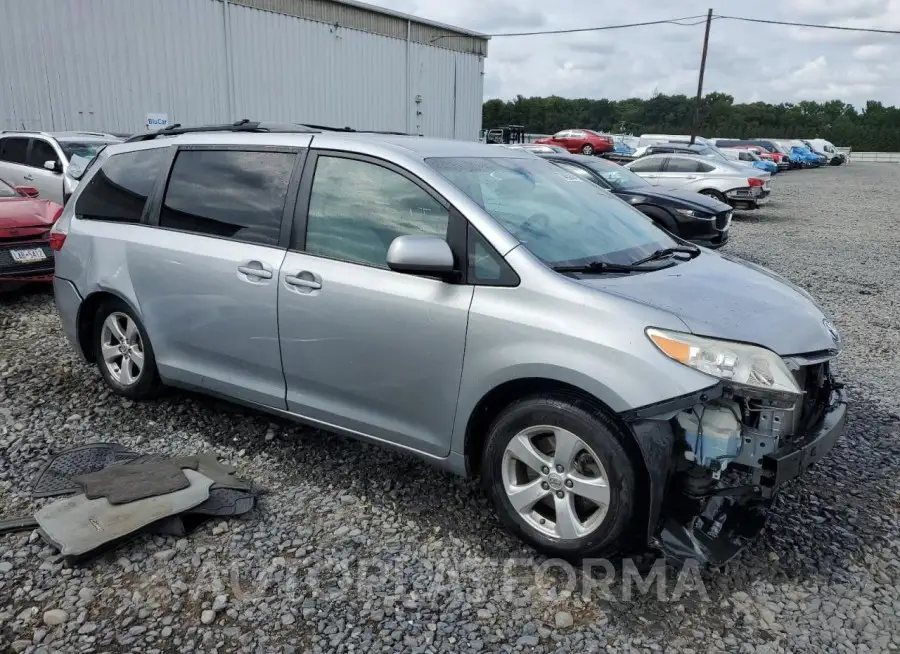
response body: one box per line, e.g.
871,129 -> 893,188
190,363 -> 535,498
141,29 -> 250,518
666,158 -> 703,173
0,137 -> 29,164
75,148 -> 168,222
159,150 -> 295,247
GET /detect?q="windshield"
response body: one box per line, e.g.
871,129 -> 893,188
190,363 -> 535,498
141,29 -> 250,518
579,159 -> 650,190
59,140 -> 117,161
0,178 -> 17,197
427,156 -> 675,267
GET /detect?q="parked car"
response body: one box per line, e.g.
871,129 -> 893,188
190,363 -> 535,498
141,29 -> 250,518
625,153 -> 770,210
535,129 -> 614,155
804,138 -> 843,166
537,152 -> 732,248
785,142 -> 822,168
719,147 -> 779,174
714,140 -> 789,171
0,176 -> 61,290
51,122 -> 845,565
799,140 -> 829,166
638,142 -> 767,173
0,131 -> 122,205
747,140 -> 797,170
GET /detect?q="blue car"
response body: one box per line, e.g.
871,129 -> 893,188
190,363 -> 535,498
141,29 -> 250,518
753,159 -> 778,174
790,146 -> 822,168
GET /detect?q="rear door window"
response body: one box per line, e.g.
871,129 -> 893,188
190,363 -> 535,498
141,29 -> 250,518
665,158 -> 703,173
159,149 -> 296,247
75,148 -> 169,222
0,137 -> 29,165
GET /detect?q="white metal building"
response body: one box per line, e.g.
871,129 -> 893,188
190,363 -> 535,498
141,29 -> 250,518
0,0 -> 488,139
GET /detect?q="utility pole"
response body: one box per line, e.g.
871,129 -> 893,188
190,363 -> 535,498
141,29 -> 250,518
690,8 -> 713,145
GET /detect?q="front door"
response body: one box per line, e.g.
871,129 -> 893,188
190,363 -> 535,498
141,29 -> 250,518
278,152 -> 472,456
26,138 -> 65,203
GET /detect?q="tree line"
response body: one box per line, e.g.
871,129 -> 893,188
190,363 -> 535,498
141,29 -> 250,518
483,93 -> 900,150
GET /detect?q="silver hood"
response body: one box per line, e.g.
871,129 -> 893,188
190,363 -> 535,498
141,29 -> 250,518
580,251 -> 840,356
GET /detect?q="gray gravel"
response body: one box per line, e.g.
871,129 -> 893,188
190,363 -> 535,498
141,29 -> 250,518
2,162 -> 900,653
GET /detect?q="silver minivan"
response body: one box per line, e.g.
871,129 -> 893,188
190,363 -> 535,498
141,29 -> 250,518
51,123 -> 846,564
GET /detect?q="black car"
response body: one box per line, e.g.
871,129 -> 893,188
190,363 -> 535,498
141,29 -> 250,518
537,152 -> 732,248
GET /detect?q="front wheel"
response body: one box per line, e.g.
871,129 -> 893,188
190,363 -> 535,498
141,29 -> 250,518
93,299 -> 162,399
700,189 -> 728,204
581,144 -> 594,155
481,394 -> 637,558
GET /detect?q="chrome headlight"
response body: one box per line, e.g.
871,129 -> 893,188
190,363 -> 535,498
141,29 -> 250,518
646,328 -> 802,396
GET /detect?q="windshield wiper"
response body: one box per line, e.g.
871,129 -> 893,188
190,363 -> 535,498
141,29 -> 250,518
551,260 -> 670,274
631,245 -> 700,266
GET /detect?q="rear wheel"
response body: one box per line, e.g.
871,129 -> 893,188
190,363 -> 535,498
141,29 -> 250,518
481,394 -> 637,558
93,299 -> 162,399
581,144 -> 594,155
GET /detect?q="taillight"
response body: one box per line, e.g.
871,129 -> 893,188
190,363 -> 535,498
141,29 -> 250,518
49,210 -> 67,251
748,177 -> 765,187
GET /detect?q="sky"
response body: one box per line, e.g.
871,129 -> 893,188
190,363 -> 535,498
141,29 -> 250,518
375,0 -> 900,108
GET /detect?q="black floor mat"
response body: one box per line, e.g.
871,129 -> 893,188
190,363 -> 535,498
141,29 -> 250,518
31,443 -> 142,498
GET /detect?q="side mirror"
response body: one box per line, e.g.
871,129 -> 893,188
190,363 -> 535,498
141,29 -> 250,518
44,160 -> 59,172
15,186 -> 39,198
386,235 -> 455,278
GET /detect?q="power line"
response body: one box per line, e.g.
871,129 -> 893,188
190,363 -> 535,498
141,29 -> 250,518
488,15 -> 710,38
714,15 -> 900,35
430,15 -> 709,42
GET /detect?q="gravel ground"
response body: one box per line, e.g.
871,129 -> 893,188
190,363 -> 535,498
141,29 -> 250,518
1,162 -> 899,653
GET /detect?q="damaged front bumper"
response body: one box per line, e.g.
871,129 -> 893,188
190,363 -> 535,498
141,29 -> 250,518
622,377 -> 847,566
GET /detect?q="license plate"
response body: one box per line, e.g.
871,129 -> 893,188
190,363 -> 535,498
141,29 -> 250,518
10,248 -> 47,263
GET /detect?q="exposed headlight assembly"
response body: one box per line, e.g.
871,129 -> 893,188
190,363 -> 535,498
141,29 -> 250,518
646,328 -> 802,397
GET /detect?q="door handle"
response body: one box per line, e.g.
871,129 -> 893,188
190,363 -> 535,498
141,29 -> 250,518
237,263 -> 272,279
285,273 -> 322,290
684,175 -> 697,179
23,174 -> 34,181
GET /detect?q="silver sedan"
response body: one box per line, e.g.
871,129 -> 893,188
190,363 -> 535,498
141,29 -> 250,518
625,153 -> 771,210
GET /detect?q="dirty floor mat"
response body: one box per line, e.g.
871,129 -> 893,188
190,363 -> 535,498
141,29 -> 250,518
73,458 -> 199,504
31,443 -> 141,498
36,469 -> 214,559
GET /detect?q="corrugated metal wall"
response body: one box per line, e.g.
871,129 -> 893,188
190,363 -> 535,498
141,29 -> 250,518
0,0 -> 485,139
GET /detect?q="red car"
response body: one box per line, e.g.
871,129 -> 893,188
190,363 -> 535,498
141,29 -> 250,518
0,177 -> 62,290
535,129 -> 614,155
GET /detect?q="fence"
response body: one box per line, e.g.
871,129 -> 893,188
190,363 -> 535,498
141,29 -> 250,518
845,151 -> 900,163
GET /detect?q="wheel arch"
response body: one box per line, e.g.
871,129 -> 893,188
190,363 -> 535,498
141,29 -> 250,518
76,290 -> 143,363
462,376 -> 654,549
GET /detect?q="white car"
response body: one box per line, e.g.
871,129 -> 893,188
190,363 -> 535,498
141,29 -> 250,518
625,153 -> 770,210
0,131 -> 121,205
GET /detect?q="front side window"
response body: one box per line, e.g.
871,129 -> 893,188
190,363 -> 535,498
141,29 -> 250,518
428,156 -> 675,268
75,148 -> 169,222
28,140 -> 59,169
581,159 -> 650,190
160,150 -> 296,246
303,156 -> 449,268
0,137 -> 29,165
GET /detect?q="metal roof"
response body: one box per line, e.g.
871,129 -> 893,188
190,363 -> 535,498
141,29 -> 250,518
229,0 -> 489,55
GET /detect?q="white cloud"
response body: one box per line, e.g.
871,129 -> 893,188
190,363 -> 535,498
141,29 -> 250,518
376,0 -> 900,107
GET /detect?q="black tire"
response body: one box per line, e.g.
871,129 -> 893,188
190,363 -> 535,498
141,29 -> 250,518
699,189 -> 728,203
581,144 -> 594,155
481,393 -> 637,559
93,298 -> 162,399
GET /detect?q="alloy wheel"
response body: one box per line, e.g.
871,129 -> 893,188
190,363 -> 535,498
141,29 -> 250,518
100,312 -> 145,386
501,425 -> 610,540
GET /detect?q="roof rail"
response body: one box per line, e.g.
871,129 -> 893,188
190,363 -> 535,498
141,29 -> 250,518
0,130 -> 45,135
297,123 -> 413,136
124,119 -> 320,143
